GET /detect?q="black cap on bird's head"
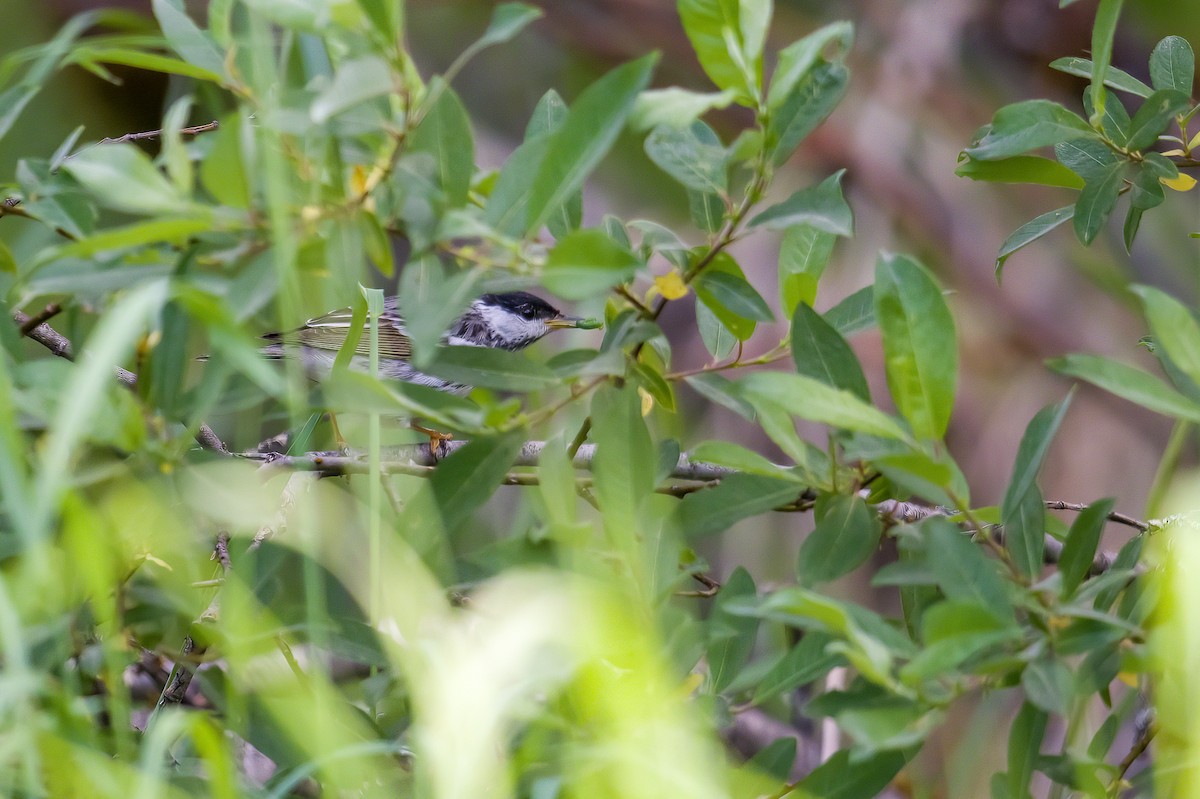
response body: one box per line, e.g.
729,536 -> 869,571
460,291 -> 591,350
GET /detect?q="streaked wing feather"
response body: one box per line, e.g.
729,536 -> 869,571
277,306 -> 413,359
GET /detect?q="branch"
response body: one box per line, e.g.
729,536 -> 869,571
93,120 -> 219,148
12,310 -> 230,455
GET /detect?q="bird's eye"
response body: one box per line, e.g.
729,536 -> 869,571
520,306 -> 537,320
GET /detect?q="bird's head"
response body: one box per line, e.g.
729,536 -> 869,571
470,291 -> 588,350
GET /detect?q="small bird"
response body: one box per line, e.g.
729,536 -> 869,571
260,291 -> 594,394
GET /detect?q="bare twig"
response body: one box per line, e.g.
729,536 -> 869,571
93,120 -> 219,148
18,303 -> 62,335
1110,720 -> 1156,794
1044,499 -> 1151,532
12,311 -> 231,455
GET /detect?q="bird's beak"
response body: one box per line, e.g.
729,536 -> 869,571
547,315 -> 602,330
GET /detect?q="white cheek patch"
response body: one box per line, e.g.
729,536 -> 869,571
477,304 -> 543,345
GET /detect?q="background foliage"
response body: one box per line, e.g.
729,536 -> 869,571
0,0 -> 1197,797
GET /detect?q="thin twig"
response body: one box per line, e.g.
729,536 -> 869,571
1110,721 -> 1156,794
93,120 -> 219,148
1044,499 -> 1151,532
17,303 -> 62,335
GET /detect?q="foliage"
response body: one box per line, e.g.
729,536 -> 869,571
0,0 -> 1194,797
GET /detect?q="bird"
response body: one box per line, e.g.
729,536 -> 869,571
259,291 -> 597,446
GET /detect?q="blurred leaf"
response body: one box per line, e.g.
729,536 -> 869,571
694,270 -> 773,322
767,61 -> 849,167
523,90 -> 580,238
1050,353 -> 1200,422
996,206 -> 1074,273
427,433 -> 523,530
645,120 -> 727,194
824,285 -> 876,337
45,216 -> 213,260
677,0 -> 759,99
797,494 -> 881,585
752,631 -> 843,705
543,229 -> 641,300
1049,56 -> 1152,97
874,253 -> 957,441
779,224 -> 835,316
955,155 -> 1084,189
409,80 -> 474,207
456,2 -> 543,64
1007,703 -> 1048,799
1002,398 -> 1070,576
1086,0 -> 1122,126
743,737 -> 797,782
63,144 -> 191,215
1133,285 -> 1200,392
592,384 -> 655,542
630,359 -> 675,412
70,46 -> 223,83
740,371 -> 912,442
0,13 -> 102,143
525,54 -> 657,234
791,303 -> 869,401
1059,498 -> 1116,599
311,56 -> 393,122
785,749 -> 907,799
1123,89 -> 1190,151
684,373 -> 754,419
630,87 -> 737,132
153,0 -> 225,76
748,170 -> 853,235
200,113 -> 250,208
674,473 -> 801,538
923,517 -> 1013,623
900,600 -> 1020,682
695,298 -> 741,357
1149,36 -> 1194,95
426,345 -> 558,392
1022,658 -> 1073,717
964,100 -> 1099,160
767,21 -> 853,110
707,567 -> 758,693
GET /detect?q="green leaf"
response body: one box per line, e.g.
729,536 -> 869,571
398,259 -> 480,365
767,21 -> 853,110
1059,498 -> 1115,599
677,0 -> 759,99
797,494 -> 882,585
1055,138 -> 1117,182
1087,0 -> 1123,126
70,47 -> 224,83
409,80 -> 474,207
922,517 -> 1013,623
752,632 -> 843,704
62,143 -> 189,215
1124,89 -> 1191,151
740,372 -> 912,442
310,55 -> 393,122
693,270 -> 773,322
874,253 -> 957,441
1150,36 -> 1195,95
791,303 -> 869,401
689,440 -> 796,479
707,567 -> 759,693
1002,398 -> 1071,576
474,2 -> 542,49
1027,652 -> 1075,715
153,0 -> 225,76
747,170 -> 853,236
46,216 -> 213,260
954,155 -> 1084,189
1083,89 -> 1131,141
542,229 -> 641,300
1132,285 -> 1200,391
995,206 -> 1075,274
629,87 -> 738,132
674,473 -> 801,538
1049,353 -> 1200,423
200,113 -> 250,208
428,433 -> 524,530
900,600 -> 1020,682
591,384 -> 655,542
425,345 -> 558,392
644,120 -> 728,194
767,61 -> 849,167
694,300 -> 740,359
685,373 -> 755,420
524,54 -> 657,234
1073,161 -> 1125,245
1007,703 -> 1048,799
779,224 -> 835,316
964,100 -> 1099,160
824,285 -> 876,337
788,749 -> 907,799
1049,56 -> 1152,98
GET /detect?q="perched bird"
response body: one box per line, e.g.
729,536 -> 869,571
261,290 -> 595,395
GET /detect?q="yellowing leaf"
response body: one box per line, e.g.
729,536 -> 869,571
654,270 -> 689,300
638,386 -> 654,416
679,672 -> 704,697
349,164 -> 369,195
1189,129 -> 1200,151
1118,671 -> 1139,687
1161,173 -> 1198,192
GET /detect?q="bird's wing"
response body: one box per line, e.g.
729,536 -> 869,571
267,305 -> 414,359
